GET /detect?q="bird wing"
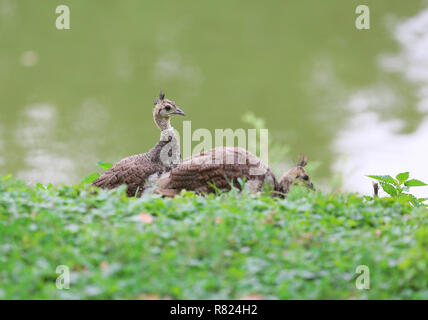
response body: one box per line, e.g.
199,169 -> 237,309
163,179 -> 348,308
156,147 -> 276,196
92,153 -> 161,196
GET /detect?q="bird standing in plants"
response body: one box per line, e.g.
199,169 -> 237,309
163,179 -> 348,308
156,147 -> 313,197
92,91 -> 186,197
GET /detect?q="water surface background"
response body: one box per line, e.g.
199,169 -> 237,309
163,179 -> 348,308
1,0 -> 428,197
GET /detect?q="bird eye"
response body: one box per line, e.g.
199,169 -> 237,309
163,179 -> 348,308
165,105 -> 171,111
303,175 -> 309,181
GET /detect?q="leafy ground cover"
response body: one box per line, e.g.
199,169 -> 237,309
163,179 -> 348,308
0,178 -> 427,299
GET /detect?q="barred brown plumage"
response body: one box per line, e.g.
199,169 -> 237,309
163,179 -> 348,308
92,91 -> 185,197
155,147 -> 313,197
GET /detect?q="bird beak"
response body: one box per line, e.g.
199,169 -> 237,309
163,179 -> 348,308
309,182 -> 315,190
173,107 -> 185,116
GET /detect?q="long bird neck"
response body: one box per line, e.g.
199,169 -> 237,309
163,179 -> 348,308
154,115 -> 171,132
148,114 -> 181,169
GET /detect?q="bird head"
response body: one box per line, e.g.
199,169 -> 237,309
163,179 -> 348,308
153,90 -> 185,119
278,155 -> 314,193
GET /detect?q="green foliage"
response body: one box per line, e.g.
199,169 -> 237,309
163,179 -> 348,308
0,179 -> 427,299
97,161 -> 113,171
1,174 -> 13,182
80,172 -> 100,185
368,173 -> 427,207
80,161 -> 113,185
36,183 -> 53,190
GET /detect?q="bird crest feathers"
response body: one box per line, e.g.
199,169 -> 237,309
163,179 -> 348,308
154,90 -> 166,105
296,155 -> 308,167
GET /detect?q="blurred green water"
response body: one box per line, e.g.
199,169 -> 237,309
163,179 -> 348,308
0,0 -> 426,188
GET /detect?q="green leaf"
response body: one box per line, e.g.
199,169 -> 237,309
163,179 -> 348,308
380,182 -> 397,197
404,179 -> 427,187
398,193 -> 412,202
397,193 -> 421,206
347,219 -> 357,227
36,183 -> 53,190
368,175 -> 397,185
408,194 -> 420,207
97,161 -> 113,171
396,172 -> 409,183
81,172 -> 100,185
1,174 -> 12,181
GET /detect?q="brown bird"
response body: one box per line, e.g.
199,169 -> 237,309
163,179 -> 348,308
155,147 -> 313,197
92,91 -> 185,197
